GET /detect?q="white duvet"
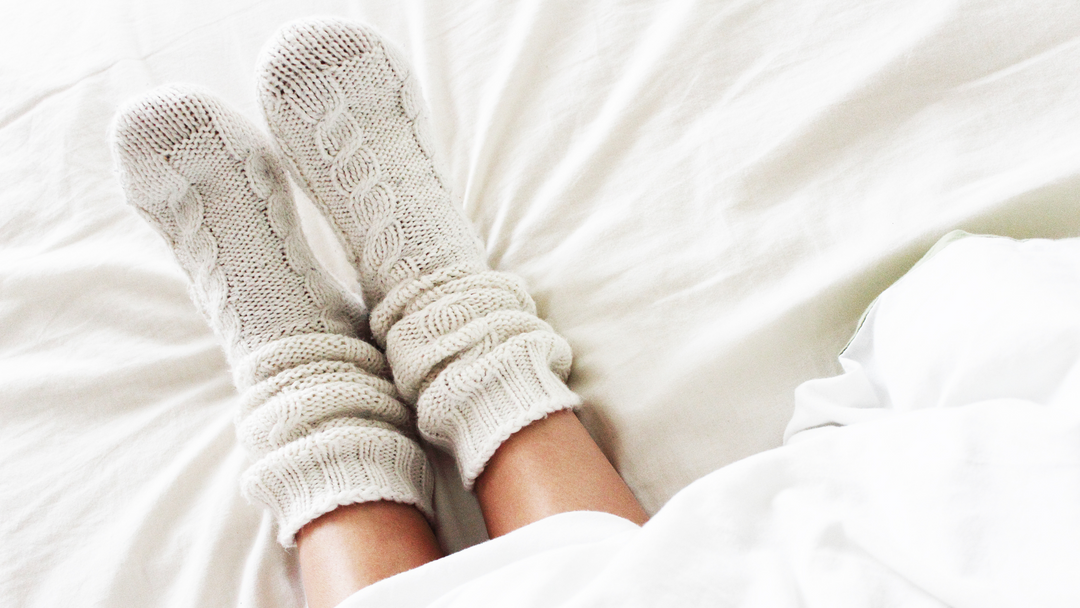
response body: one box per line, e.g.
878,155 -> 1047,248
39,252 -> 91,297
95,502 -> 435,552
345,234 -> 1080,607
4,0 -> 1080,606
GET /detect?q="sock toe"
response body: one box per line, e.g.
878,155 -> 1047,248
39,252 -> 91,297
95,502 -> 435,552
257,17 -> 387,120
112,85 -> 220,160
263,16 -> 378,70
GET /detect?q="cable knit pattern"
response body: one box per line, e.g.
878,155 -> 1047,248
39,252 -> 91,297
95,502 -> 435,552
111,85 -> 432,545
258,18 -> 581,487
257,18 -> 487,312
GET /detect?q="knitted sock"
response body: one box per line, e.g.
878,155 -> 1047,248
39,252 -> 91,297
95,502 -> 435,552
111,85 -> 433,545
257,18 -> 581,487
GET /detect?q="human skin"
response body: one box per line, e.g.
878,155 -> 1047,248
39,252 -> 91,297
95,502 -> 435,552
295,409 -> 648,608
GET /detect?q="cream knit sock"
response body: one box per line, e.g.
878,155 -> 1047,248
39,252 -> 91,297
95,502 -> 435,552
111,85 -> 433,545
257,18 -> 581,487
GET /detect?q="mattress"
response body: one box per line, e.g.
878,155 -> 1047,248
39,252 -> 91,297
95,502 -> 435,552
4,0 -> 1080,606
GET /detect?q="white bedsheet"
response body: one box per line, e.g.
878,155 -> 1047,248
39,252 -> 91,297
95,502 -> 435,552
4,1 -> 1080,606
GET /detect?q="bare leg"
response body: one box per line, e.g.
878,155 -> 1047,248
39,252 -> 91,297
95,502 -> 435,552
476,409 -> 649,537
295,410 -> 645,606
296,502 -> 442,608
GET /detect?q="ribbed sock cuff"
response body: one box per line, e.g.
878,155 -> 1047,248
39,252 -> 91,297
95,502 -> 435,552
417,331 -> 582,487
241,424 -> 434,546
234,333 -> 432,547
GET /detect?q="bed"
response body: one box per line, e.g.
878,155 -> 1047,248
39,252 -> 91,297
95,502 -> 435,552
3,0 -> 1079,606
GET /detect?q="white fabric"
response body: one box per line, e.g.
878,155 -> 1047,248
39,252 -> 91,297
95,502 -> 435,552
5,0 -> 1080,606
343,233 -> 1080,607
786,232 -> 1080,439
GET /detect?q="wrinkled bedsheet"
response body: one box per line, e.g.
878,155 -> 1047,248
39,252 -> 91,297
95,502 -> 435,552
4,1 -> 1080,606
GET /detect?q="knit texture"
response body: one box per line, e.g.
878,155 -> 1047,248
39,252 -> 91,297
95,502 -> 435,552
111,85 -> 433,545
258,18 -> 581,486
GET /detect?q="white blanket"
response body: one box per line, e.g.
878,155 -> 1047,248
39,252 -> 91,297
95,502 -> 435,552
4,1 -> 1080,606
344,234 -> 1080,607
